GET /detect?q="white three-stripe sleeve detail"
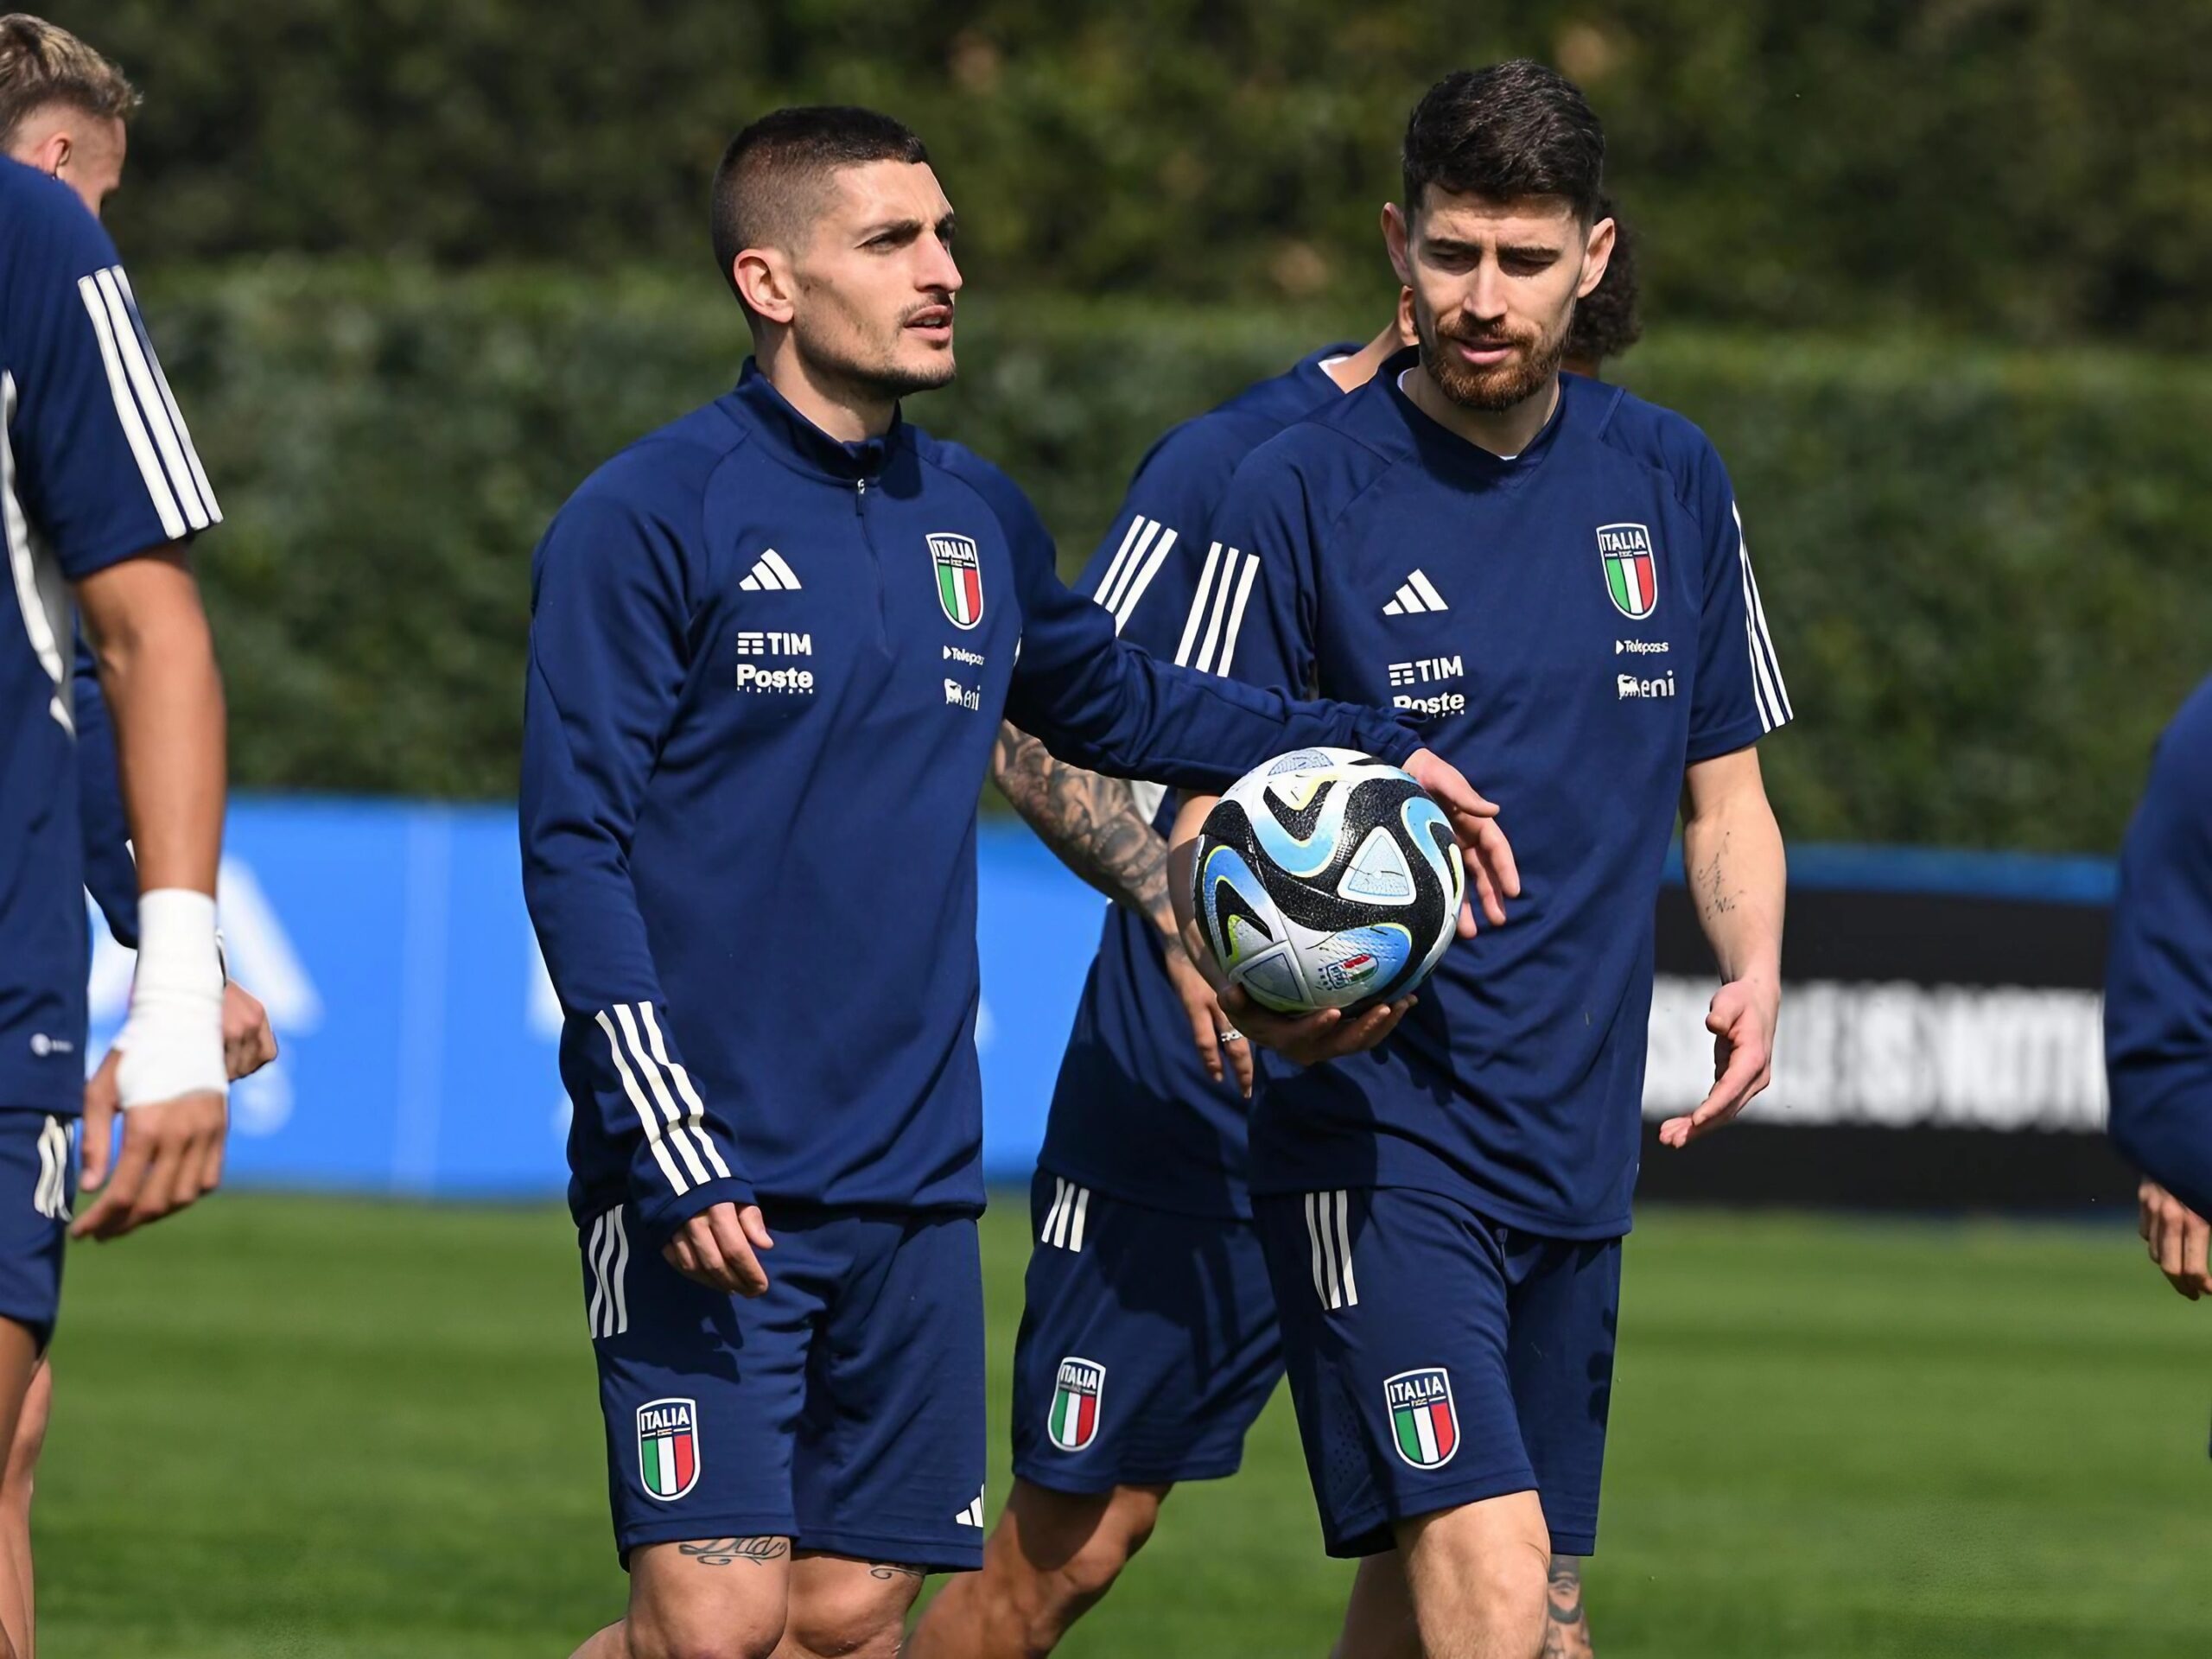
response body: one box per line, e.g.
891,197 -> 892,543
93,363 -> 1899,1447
607,1206 -> 631,1334
1112,527 -> 1179,632
1730,505 -> 1779,731
1069,1185 -> 1091,1252
74,276 -> 183,539
1094,515 -> 1157,615
585,1213 -> 609,1336
1173,543 -> 1226,666
111,267 -> 219,522
1213,553 -> 1262,677
1042,1177 -> 1067,1243
1732,504 -> 1791,723
0,377 -> 67,729
1332,1192 -> 1358,1307
92,270 -> 208,530
594,1009 -> 690,1195
639,1003 -> 732,1180
1192,548 -> 1242,673
613,1005 -> 713,1186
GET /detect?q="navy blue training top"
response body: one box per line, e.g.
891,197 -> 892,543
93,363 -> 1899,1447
0,160 -> 219,1110
1040,343 -> 1357,1217
2106,675 -> 2212,1218
1212,353 -> 1791,1237
519,361 -> 1421,1248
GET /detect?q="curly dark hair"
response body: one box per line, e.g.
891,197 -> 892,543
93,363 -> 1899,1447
1566,196 -> 1643,371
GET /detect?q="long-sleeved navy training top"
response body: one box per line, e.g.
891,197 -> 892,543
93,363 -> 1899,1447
2106,675 -> 2212,1217
519,362 -> 1421,1246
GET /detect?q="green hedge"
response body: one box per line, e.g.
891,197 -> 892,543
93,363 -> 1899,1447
142,264 -> 2212,852
48,0 -> 2212,348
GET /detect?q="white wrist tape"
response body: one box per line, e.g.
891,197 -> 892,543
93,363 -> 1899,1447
117,889 -> 228,1108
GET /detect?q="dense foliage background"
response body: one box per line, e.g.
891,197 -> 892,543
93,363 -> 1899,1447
38,2 -> 2212,849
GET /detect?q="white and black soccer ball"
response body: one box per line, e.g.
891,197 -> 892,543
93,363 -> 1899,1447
1192,747 -> 1465,1014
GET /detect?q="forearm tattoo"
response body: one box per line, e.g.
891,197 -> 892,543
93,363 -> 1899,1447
1542,1556 -> 1594,1659
993,723 -> 1171,928
679,1536 -> 789,1567
1695,827 -> 1738,921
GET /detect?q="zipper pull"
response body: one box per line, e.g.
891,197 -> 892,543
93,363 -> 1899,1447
855,478 -> 868,514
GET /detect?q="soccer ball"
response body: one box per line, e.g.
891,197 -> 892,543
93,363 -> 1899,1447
1191,747 -> 1464,1015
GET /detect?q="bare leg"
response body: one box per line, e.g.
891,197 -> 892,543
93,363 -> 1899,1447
1332,1549 -> 1419,1659
776,1551 -> 928,1659
0,1321 -> 40,1659
0,1362 -> 48,1659
1394,1491 -> 1552,1659
1541,1558 -> 1592,1658
906,1478 -> 1167,1659
568,1535 -> 792,1659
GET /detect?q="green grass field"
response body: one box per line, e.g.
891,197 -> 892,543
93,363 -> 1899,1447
29,1194 -> 2209,1657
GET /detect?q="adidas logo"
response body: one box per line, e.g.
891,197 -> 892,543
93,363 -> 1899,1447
1382,569 -> 1448,616
954,1488 -> 986,1528
739,549 -> 802,592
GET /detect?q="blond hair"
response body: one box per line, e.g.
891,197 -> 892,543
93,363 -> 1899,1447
0,14 -> 137,146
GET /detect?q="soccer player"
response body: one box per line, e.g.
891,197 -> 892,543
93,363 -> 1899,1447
520,105 -> 1514,1659
908,320 -> 1408,1659
1169,64 -> 1789,1658
2107,675 -> 2212,1300
0,11 -> 235,1656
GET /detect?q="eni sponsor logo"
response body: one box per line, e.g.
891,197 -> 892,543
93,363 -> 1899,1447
944,678 -> 982,711
1617,671 -> 1676,701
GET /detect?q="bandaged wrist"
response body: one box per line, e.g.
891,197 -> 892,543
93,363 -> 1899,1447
117,888 -> 228,1108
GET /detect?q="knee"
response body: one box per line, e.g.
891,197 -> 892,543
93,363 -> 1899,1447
781,1576 -> 913,1659
995,1488 -> 1159,1649
1048,1501 -> 1155,1604
626,1603 -> 784,1659
1408,1522 -> 1551,1659
3,1367 -> 49,1512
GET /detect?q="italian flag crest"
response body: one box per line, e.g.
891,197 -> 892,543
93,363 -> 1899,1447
1047,1356 -> 1104,1452
1597,522 -> 1658,620
636,1396 -> 701,1501
929,532 -> 985,630
1384,1367 -> 1459,1469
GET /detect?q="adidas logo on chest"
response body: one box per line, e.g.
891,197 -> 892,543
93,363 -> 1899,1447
739,549 -> 802,591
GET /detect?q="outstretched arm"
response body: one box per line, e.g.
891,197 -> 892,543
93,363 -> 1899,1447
1660,746 -> 1786,1148
993,724 -> 1253,1093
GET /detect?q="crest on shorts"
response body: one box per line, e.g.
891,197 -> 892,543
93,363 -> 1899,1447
929,533 -> 985,630
636,1396 -> 701,1500
1384,1367 -> 1459,1469
1047,1357 -> 1104,1452
1597,523 -> 1658,620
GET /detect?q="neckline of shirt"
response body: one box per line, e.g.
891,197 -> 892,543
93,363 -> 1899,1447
728,359 -> 903,482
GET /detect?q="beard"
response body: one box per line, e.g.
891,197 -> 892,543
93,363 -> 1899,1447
1415,302 -> 1570,413
796,300 -> 958,405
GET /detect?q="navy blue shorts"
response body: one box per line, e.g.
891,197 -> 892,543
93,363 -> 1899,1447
581,1203 -> 987,1570
1010,1166 -> 1282,1492
0,1111 -> 74,1350
1253,1185 -> 1620,1559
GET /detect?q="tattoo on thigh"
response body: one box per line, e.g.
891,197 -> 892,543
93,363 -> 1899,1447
1542,1556 -> 1593,1659
868,1561 -> 927,1581
679,1536 -> 790,1567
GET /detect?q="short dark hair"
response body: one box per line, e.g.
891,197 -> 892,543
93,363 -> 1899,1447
710,105 -> 930,304
1401,61 -> 1605,225
1565,194 -> 1643,368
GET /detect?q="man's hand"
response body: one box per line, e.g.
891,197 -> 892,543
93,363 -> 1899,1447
1163,935 -> 1255,1096
1400,748 -> 1520,933
2138,1179 -> 2212,1300
664,1203 -> 775,1297
72,1077 -> 227,1242
1222,985 -> 1414,1069
223,981 -> 279,1081
1658,974 -> 1778,1148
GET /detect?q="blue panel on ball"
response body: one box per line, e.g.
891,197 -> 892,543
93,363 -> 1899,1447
1311,924 -> 1414,1000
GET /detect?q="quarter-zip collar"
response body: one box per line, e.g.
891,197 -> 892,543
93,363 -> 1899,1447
723,358 -> 906,484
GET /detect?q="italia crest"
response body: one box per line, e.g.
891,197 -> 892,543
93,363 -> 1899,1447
636,1397 -> 701,1501
1596,522 -> 1657,621
1384,1367 -> 1459,1469
929,532 -> 984,630
1047,1356 -> 1104,1452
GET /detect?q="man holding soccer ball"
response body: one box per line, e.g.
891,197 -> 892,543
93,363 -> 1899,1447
1171,63 -> 1790,1658
519,105 -> 1515,1659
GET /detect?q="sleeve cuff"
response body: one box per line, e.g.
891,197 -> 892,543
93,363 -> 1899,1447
630,1170 -> 756,1250
1687,712 -> 1779,766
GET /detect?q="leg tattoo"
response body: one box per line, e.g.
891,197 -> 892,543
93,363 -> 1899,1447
1542,1556 -> 1593,1658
